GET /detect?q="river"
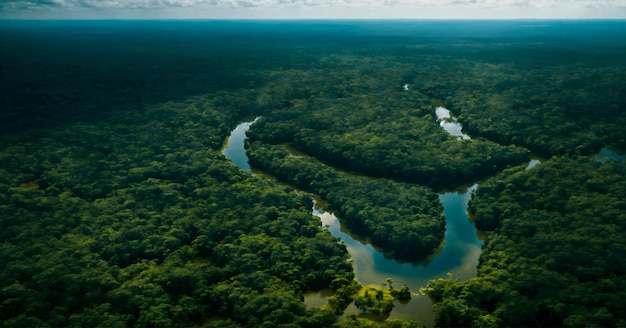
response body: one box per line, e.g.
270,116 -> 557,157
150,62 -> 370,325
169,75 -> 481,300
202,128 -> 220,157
221,117 -> 259,171
311,184 -> 481,325
435,106 -> 471,140
223,117 -> 483,326
223,113 -> 626,326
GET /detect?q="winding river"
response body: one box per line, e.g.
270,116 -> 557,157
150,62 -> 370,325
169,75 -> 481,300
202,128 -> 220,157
223,107 -> 626,326
223,115 -> 484,326
311,185 -> 481,325
223,111 -> 626,325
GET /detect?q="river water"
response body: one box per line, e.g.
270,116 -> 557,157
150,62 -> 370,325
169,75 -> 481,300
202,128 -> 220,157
435,106 -> 471,140
223,114 -> 625,326
598,146 -> 626,162
221,117 -> 259,171
223,118 -> 483,326
312,184 -> 481,325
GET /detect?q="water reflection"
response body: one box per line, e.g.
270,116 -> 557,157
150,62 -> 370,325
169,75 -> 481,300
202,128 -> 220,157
224,118 -> 482,326
525,159 -> 541,170
526,147 -> 623,169
435,107 -> 471,140
598,146 -> 626,162
222,117 -> 259,171
312,184 -> 482,326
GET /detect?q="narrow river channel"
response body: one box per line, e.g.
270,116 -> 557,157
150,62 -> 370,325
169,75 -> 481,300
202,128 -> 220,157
223,117 -> 484,326
221,117 -> 259,171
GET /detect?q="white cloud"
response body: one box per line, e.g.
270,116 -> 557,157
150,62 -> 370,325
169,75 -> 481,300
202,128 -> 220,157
1,0 -> 626,18
0,0 -> 603,9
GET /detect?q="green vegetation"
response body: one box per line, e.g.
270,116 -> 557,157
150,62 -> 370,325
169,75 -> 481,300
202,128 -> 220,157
427,157 -> 626,327
248,140 -> 444,262
2,20 -> 625,327
354,286 -> 396,317
344,281 -> 412,321
445,59 -> 625,157
0,93 -> 354,327
247,63 -> 529,189
338,316 -> 423,328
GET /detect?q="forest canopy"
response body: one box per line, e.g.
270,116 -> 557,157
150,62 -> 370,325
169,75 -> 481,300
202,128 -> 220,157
248,140 -> 444,262
1,20 -> 625,327
0,92 -> 357,327
427,157 -> 626,327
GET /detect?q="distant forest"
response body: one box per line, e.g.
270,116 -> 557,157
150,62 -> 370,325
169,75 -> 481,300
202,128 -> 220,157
1,20 -> 625,327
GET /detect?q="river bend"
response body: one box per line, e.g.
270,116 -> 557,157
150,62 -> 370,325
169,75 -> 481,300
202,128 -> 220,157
223,118 -> 483,326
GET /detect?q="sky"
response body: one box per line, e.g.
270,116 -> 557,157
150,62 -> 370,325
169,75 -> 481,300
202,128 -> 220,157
1,0 -> 626,19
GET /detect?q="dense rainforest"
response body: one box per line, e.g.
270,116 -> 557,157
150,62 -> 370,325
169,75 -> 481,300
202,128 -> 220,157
427,157 -> 626,327
248,141 -> 444,261
0,92 -> 358,327
1,20 -> 625,327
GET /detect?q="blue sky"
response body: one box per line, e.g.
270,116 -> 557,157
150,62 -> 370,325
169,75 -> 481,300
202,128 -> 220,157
1,0 -> 626,19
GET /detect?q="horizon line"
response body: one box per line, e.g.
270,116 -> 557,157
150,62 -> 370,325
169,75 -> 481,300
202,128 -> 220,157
2,17 -> 626,21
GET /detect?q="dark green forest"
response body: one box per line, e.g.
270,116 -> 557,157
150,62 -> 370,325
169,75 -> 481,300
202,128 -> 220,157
248,141 -> 444,261
0,93 -> 357,327
427,157 -> 626,327
1,20 -> 625,327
